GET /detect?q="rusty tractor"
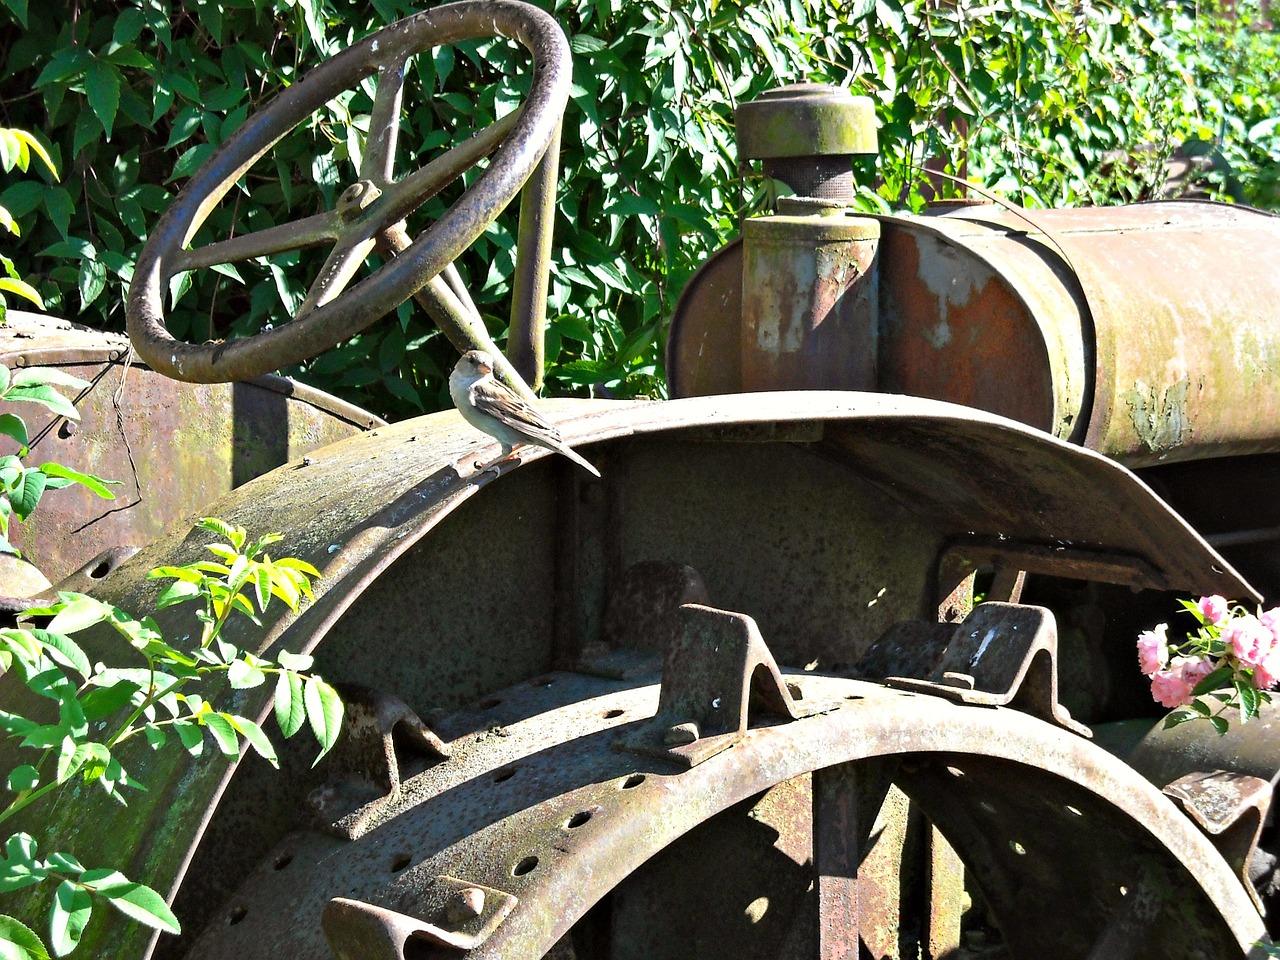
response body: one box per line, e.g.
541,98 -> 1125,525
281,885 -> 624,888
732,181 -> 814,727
4,1 -> 1280,958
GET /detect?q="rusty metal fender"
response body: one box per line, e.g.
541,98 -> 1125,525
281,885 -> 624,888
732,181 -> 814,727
0,390 -> 1256,957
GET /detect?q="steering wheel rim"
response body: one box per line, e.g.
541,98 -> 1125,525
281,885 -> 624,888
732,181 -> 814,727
125,0 -> 570,384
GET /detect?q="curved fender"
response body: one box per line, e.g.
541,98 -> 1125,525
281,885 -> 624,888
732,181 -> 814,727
1,390 -> 1255,957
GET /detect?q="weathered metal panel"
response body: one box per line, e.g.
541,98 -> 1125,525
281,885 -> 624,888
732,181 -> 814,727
666,239 -> 744,398
943,201 -> 1280,465
876,211 -> 1090,441
740,215 -> 880,392
0,312 -> 382,583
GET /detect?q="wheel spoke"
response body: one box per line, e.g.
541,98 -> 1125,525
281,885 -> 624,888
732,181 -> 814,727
813,763 -> 861,960
294,228 -> 380,320
441,261 -> 482,324
173,211 -> 342,273
360,53 -> 410,185
377,111 -> 519,226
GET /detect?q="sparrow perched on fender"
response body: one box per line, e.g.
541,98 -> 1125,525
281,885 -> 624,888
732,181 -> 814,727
449,349 -> 601,478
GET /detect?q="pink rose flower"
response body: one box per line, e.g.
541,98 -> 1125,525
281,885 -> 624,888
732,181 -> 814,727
1254,651 -> 1280,690
1223,614 -> 1276,667
1148,655 -> 1218,709
1196,595 -> 1230,625
1150,669 -> 1195,708
1261,607 -> 1280,644
1136,624 -> 1169,676
1170,655 -> 1214,690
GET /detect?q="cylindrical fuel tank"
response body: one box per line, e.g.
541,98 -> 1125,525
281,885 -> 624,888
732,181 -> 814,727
670,200 -> 1280,468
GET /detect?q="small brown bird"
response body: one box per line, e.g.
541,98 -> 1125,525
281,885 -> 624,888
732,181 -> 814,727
448,350 -> 600,478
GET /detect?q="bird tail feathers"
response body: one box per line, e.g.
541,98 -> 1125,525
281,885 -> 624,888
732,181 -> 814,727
557,443 -> 601,478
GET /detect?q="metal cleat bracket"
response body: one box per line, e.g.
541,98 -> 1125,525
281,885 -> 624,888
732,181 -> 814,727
886,602 -> 1091,738
621,602 -> 829,767
322,876 -> 517,958
1163,769 -> 1272,916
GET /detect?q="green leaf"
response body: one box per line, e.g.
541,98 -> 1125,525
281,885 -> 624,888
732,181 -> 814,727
0,915 -> 50,960
81,681 -> 141,722
45,853 -> 83,874
32,630 -> 90,679
227,715 -> 277,767
49,881 -> 90,957
36,464 -> 117,500
77,259 -> 107,309
173,719 -> 204,756
274,670 -> 305,738
4,371 -> 83,394
2,386 -> 78,421
45,597 -> 108,636
85,62 -> 122,141
202,713 -> 239,757
1192,665 -> 1234,697
276,650 -> 313,672
8,468 -> 46,522
0,278 -> 43,309
197,517 -> 242,547
273,557 -> 321,578
1237,679 -> 1261,721
226,659 -> 265,689
79,872 -> 180,935
154,580 -> 201,609
55,737 -> 95,784
0,415 -> 28,449
304,676 -> 343,764
7,765 -> 40,792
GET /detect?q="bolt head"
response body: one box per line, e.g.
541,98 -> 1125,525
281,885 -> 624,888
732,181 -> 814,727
444,886 -> 486,924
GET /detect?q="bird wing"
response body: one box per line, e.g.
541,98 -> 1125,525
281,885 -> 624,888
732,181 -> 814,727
470,378 -> 563,446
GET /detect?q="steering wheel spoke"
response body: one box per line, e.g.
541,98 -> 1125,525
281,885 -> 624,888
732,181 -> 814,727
172,210 -> 343,274
295,229 -> 382,320
359,53 -> 410,185
127,0 -> 570,384
376,110 -> 520,229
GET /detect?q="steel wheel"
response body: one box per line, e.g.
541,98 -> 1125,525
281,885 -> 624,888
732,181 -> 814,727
180,671 -> 1264,960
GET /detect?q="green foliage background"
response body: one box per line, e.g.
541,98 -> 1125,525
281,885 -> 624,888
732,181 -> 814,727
0,0 -> 1277,418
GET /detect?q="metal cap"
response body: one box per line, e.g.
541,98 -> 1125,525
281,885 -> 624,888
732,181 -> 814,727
736,83 -> 878,160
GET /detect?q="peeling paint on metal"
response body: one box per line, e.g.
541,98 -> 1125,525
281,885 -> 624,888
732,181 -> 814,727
1125,376 -> 1192,454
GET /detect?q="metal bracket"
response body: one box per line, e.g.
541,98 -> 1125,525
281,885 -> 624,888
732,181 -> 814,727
885,602 -> 1091,738
309,684 -> 450,839
1163,769 -> 1272,916
322,876 -> 517,958
620,602 -> 828,767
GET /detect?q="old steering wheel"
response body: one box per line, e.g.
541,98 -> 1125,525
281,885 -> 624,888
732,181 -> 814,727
126,0 -> 569,383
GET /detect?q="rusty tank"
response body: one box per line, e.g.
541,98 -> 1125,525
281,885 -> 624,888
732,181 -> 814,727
4,3 -> 1280,959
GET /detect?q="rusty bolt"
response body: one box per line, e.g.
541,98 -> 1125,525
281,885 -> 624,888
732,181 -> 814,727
663,722 -> 700,746
337,180 -> 382,220
444,886 -> 486,925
